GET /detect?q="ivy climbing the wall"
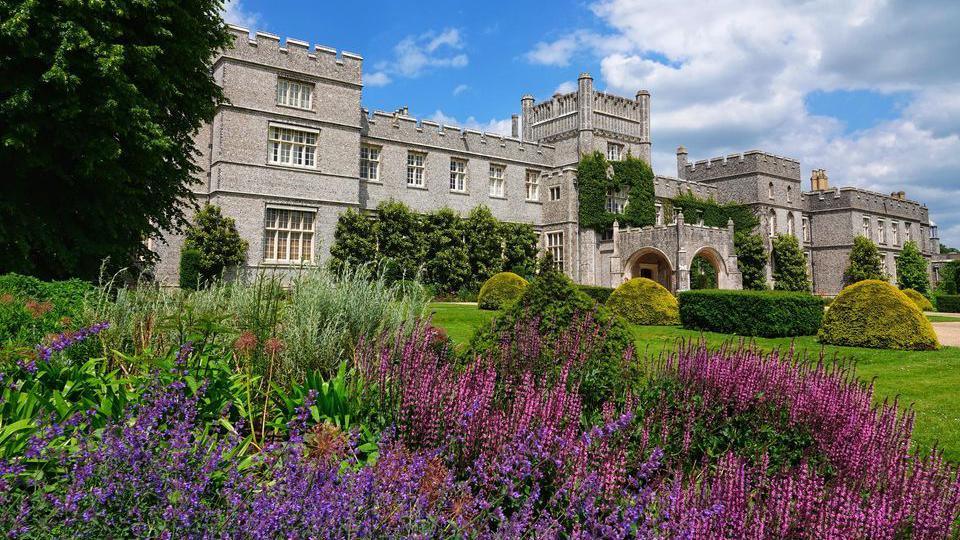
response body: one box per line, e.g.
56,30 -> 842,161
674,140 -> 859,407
577,151 -> 655,232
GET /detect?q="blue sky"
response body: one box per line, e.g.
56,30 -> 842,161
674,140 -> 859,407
225,0 -> 960,248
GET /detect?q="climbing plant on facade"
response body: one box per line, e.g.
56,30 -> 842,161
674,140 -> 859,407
577,151 -> 655,232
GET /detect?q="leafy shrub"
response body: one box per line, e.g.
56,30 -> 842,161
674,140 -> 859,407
771,234 -> 810,291
678,289 -> 824,337
844,235 -> 885,285
896,240 -> 930,295
936,294 -> 960,313
183,204 -> 248,284
477,272 -> 528,310
469,269 -> 634,411
578,284 -> 614,304
902,288 -> 934,312
819,280 -> 939,350
178,248 -> 202,290
0,273 -> 93,346
605,277 -> 679,325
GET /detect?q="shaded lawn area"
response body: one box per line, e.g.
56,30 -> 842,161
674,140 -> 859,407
429,302 -> 960,462
928,315 -> 960,323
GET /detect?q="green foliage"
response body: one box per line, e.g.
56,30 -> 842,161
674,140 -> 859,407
678,289 -> 824,337
819,280 -> 939,350
690,255 -> 718,289
941,244 -> 959,254
578,285 -> 614,304
577,152 -> 655,231
896,240 -> 930,295
329,201 -> 537,294
936,260 -> 960,295
936,295 -> 960,313
377,200 -> 424,282
735,233 -> 768,290
771,234 -> 810,291
0,1 -> 230,280
469,268 -> 634,410
183,204 -> 248,285
0,274 -> 93,346
606,278 -> 679,325
670,194 -> 759,232
903,289 -> 934,312
178,249 -> 203,291
329,209 -> 377,272
845,235 -> 886,285
477,272 -> 528,310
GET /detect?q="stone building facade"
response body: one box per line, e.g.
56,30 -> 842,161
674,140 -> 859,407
153,26 -> 940,295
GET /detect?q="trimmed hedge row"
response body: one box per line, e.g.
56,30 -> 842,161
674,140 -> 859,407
678,289 -> 824,337
937,295 -> 960,313
578,285 -> 614,304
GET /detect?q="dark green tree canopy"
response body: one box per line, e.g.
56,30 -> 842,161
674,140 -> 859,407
771,234 -> 810,292
736,233 -> 768,290
183,204 -> 248,284
896,240 -> 930,295
0,0 -> 230,279
844,235 -> 886,285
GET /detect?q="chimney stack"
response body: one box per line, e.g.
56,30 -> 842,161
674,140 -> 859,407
810,169 -> 829,191
676,145 -> 688,179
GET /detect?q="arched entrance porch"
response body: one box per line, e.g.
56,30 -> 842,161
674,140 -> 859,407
624,247 -> 674,292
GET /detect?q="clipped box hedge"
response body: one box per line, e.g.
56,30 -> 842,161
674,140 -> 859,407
578,285 -> 614,304
937,295 -> 960,313
678,289 -> 824,337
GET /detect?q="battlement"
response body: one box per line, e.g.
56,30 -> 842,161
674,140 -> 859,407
222,25 -> 362,86
807,186 -> 929,220
653,175 -> 718,199
362,109 -> 554,165
529,92 -> 579,125
593,91 -> 643,118
684,150 -> 801,182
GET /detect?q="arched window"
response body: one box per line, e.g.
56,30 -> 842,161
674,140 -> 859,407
787,212 -> 795,236
787,185 -> 792,203
768,182 -> 775,199
769,209 -> 777,237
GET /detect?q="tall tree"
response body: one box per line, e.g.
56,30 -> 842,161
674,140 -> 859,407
376,200 -> 423,282
329,209 -> 378,272
464,206 -> 503,289
499,221 -> 539,279
771,234 -> 810,292
735,233 -> 767,290
896,240 -> 930,295
422,208 -> 471,293
182,204 -> 247,284
0,0 -> 230,280
844,235 -> 886,285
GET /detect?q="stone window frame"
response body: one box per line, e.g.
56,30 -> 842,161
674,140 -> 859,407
546,231 -> 564,270
449,157 -> 468,193
787,185 -> 793,203
267,123 -> 318,169
878,219 -> 886,244
525,170 -> 540,201
904,222 -> 912,243
276,77 -> 313,110
787,212 -> 796,237
406,151 -> 426,188
768,209 -> 777,238
488,163 -> 506,198
862,216 -> 871,238
802,216 -> 811,243
605,187 -> 627,214
768,181 -> 775,200
606,142 -> 623,162
891,221 -> 899,246
655,202 -> 664,226
360,144 -> 381,182
549,185 -> 562,201
263,206 -> 316,264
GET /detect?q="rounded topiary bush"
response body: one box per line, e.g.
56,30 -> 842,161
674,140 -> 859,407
902,288 -> 934,312
819,280 -> 939,350
477,272 -> 528,310
606,278 -> 679,325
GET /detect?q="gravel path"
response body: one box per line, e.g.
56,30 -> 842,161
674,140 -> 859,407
932,322 -> 960,347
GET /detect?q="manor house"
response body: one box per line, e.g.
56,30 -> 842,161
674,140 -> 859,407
153,25 -> 941,295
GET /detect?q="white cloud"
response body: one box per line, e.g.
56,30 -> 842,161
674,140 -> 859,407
453,84 -> 469,96
371,28 -> 469,85
222,0 -> 260,29
364,71 -> 392,87
554,81 -> 577,95
428,110 -> 512,136
529,0 -> 960,246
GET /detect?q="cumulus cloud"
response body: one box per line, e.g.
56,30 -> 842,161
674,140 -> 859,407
368,28 -> 468,86
554,81 -> 578,95
528,0 -> 960,246
222,0 -> 260,29
453,84 -> 470,96
428,110 -> 512,136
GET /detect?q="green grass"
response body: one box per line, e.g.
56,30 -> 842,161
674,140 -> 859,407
429,301 -> 960,462
928,315 -> 960,323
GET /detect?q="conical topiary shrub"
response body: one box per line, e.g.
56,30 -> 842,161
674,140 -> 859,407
820,280 -> 939,350
606,277 -> 679,325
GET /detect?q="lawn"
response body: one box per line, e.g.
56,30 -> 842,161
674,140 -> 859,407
928,314 -> 960,323
429,301 -> 960,461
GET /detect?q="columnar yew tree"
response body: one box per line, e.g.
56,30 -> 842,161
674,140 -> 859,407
183,204 -> 248,285
500,222 -> 539,278
464,206 -> 503,288
772,234 -> 810,291
422,209 -> 471,293
844,235 -> 885,285
736,234 -> 768,290
896,240 -> 930,295
0,0 -> 230,280
329,209 -> 377,272
376,201 -> 424,282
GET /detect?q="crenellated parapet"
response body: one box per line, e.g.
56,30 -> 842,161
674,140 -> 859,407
593,91 -> 646,141
684,150 -> 801,182
653,175 -> 719,200
222,25 -> 362,86
806,186 -> 929,221
362,109 -> 555,166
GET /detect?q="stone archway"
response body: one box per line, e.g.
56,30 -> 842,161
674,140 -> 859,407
690,246 -> 733,289
624,247 -> 674,292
